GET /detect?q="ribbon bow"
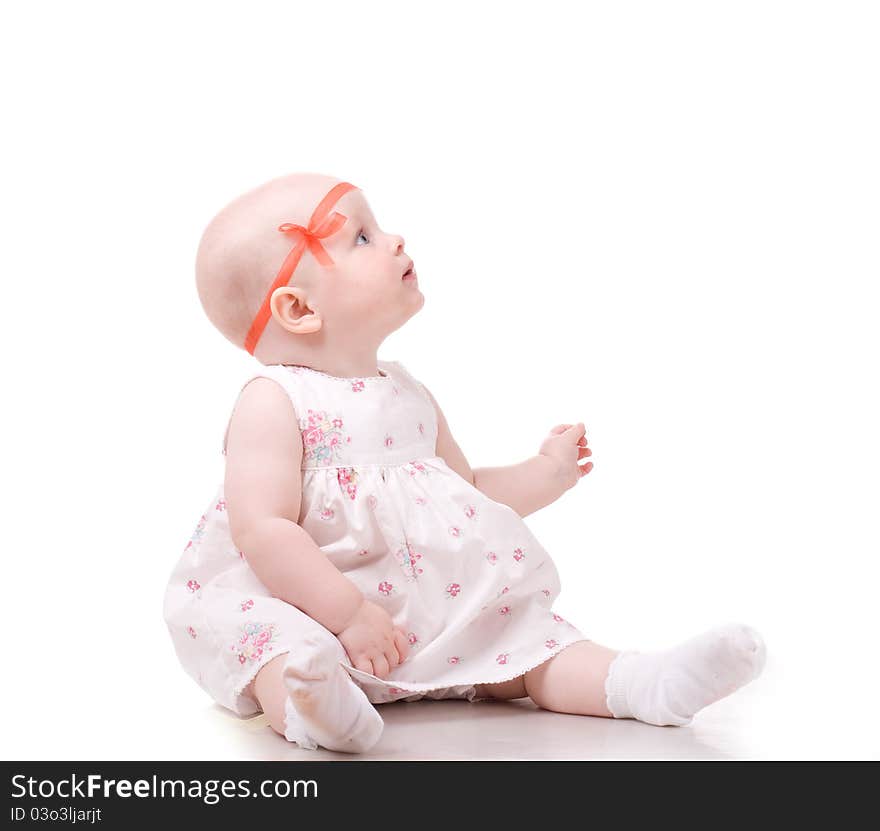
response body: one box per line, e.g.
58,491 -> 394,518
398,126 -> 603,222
244,181 -> 358,355
277,213 -> 347,268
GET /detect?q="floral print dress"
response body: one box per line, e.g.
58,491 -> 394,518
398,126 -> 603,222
163,360 -> 589,717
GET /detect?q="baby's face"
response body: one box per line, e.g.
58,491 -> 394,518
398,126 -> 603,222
307,188 -> 423,339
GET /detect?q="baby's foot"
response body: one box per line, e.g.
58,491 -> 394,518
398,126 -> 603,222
604,623 -> 766,726
282,635 -> 384,753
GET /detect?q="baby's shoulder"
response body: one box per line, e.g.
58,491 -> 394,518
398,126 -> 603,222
222,372 -> 299,456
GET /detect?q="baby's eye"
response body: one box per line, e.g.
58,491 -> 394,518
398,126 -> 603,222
356,230 -> 369,245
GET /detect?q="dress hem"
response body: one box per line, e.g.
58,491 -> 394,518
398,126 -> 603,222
342,635 -> 592,696
226,636 -> 592,714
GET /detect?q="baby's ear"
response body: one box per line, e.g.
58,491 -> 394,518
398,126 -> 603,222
269,286 -> 322,334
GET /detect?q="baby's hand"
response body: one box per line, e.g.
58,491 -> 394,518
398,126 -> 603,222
336,598 -> 410,680
538,422 -> 593,491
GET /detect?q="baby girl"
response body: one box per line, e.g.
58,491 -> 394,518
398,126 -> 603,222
163,172 -> 766,753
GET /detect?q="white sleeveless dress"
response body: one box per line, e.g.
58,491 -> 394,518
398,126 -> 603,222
163,359 -> 589,717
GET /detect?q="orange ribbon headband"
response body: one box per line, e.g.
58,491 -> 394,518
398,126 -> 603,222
243,181 -> 359,355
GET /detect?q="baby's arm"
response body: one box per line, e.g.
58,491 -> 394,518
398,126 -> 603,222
421,385 -> 588,518
224,379 -> 363,634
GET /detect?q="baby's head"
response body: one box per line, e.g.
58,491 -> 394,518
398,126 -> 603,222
195,172 -> 423,365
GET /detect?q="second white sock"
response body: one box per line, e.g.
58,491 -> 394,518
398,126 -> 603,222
282,635 -> 385,753
604,623 -> 767,726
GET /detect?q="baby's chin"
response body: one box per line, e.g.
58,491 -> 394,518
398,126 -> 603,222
391,286 -> 427,324
404,280 -> 425,314
399,285 -> 426,325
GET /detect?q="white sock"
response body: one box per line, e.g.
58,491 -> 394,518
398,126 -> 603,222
603,623 -> 767,726
282,636 -> 384,753
283,697 -> 319,750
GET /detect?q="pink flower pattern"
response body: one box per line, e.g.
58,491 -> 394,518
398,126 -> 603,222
300,409 -> 351,464
337,467 -> 359,500
378,581 -> 395,596
230,622 -> 279,665
445,583 -> 462,599
395,541 -> 424,581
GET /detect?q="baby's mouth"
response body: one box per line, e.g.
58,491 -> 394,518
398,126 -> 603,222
402,264 -> 416,281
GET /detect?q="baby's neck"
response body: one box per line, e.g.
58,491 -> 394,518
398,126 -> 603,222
254,329 -> 386,379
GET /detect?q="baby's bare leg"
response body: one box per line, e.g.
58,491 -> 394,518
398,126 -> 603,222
472,643 -> 617,711
248,654 -> 288,736
524,641 -> 618,717
473,676 -> 528,700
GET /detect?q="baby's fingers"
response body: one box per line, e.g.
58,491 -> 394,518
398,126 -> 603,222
354,657 -> 375,675
393,628 -> 410,663
561,424 -> 586,452
372,653 -> 390,679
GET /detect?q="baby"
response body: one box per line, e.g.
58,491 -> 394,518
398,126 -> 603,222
163,172 -> 766,753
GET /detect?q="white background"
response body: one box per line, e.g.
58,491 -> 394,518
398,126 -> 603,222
2,1 -> 877,760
